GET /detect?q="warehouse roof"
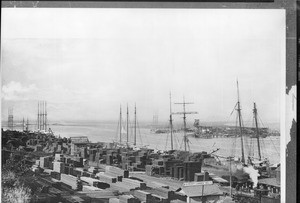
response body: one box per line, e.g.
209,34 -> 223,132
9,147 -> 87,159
211,176 -> 228,183
180,184 -> 223,197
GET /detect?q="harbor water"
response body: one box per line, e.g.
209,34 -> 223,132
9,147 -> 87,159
49,121 -> 280,165
7,120 -> 280,164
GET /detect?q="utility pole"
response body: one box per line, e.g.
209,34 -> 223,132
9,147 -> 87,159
236,80 -> 245,164
169,92 -> 174,150
253,102 -> 262,161
173,97 -> 198,151
229,156 -> 233,197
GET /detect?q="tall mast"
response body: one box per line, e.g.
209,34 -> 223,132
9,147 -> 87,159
169,92 -> 174,150
42,101 -> 44,130
26,118 -> 29,132
12,108 -> 13,131
41,101 -> 43,130
38,102 -> 40,130
45,101 -> 47,131
127,104 -> 129,144
253,102 -> 262,161
119,105 -> 122,143
43,101 -> 45,130
134,104 -> 137,146
8,108 -> 14,130
174,97 -> 198,152
22,117 -> 25,131
183,98 -> 187,151
236,80 -> 245,164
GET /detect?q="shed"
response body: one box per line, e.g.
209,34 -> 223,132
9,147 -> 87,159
179,184 -> 223,203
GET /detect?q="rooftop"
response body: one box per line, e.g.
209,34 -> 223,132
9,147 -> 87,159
258,178 -> 280,187
180,184 -> 223,197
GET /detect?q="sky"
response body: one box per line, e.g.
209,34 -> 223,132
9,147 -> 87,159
1,8 -> 285,125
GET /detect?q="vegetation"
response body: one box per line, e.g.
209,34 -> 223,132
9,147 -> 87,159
2,155 -> 32,203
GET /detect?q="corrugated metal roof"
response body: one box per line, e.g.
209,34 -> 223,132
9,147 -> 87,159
181,184 -> 223,197
212,177 -> 228,183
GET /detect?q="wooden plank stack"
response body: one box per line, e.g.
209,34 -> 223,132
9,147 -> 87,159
82,185 -> 102,192
122,178 -> 146,190
105,166 -> 129,178
133,190 -> 152,203
98,173 -> 117,183
119,195 -> 140,203
53,161 -> 65,173
40,156 -> 51,168
60,174 -> 78,190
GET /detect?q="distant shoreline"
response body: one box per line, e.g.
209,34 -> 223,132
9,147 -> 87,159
1,120 -> 280,130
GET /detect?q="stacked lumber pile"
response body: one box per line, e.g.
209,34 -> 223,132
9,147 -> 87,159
119,195 -> 140,203
60,174 -> 78,190
122,178 -> 146,190
105,166 -> 129,178
133,190 -> 152,203
98,173 -> 117,183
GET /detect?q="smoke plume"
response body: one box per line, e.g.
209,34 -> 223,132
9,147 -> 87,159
243,165 -> 260,188
230,162 -> 260,188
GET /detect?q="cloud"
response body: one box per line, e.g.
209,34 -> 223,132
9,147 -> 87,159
2,81 -> 37,100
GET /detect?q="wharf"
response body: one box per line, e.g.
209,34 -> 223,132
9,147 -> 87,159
2,129 -> 281,203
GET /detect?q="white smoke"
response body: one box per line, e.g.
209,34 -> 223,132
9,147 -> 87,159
229,162 -> 260,188
243,165 -> 260,188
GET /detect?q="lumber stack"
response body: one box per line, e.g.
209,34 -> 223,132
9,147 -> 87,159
53,161 -> 65,173
40,156 -> 51,168
98,173 -> 117,183
109,198 -> 120,203
122,178 -> 146,189
50,171 -> 61,180
105,166 -> 129,178
81,176 -> 101,187
105,172 -> 123,182
110,182 -> 139,192
60,174 -> 78,190
133,190 -> 152,203
119,195 -> 140,203
82,185 -> 102,192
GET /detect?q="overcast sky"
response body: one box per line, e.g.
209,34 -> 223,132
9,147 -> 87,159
1,8 -> 285,125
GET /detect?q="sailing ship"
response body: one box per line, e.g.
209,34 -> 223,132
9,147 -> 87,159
226,81 -> 280,202
203,81 -> 279,175
226,81 -> 273,168
114,104 -> 149,149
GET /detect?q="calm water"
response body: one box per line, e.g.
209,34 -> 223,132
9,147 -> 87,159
5,121 -> 280,164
